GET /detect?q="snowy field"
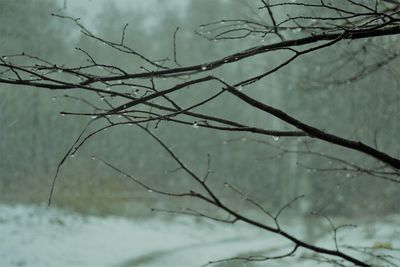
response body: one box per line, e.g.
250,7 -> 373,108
0,205 -> 399,267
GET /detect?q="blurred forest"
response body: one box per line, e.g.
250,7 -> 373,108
0,0 -> 399,219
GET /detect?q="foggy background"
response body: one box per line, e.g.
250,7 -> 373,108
1,0 -> 399,219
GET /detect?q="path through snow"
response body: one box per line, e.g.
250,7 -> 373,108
0,205 -> 398,267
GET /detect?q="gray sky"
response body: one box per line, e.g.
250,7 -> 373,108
59,0 -> 189,30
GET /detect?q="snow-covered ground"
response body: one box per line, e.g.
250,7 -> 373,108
0,205 -> 399,267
